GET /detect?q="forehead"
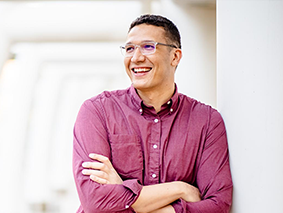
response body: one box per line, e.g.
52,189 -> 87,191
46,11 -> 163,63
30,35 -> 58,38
126,24 -> 166,43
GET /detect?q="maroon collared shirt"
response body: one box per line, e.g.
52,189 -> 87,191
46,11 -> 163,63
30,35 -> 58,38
73,85 -> 233,213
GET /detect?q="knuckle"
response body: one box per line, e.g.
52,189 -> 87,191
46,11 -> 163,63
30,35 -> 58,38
100,163 -> 107,170
102,172 -> 108,179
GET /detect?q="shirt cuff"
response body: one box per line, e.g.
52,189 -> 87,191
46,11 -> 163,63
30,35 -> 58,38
172,199 -> 184,213
122,179 -> 143,210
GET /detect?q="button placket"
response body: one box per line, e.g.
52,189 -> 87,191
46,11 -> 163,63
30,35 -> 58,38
148,116 -> 161,184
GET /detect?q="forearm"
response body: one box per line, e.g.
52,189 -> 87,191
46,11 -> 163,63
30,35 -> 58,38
131,181 -> 184,213
74,177 -> 142,212
172,189 -> 232,213
149,205 -> 175,213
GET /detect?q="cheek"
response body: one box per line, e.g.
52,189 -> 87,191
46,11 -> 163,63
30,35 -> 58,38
124,57 -> 131,65
124,58 -> 132,77
124,58 -> 130,70
123,57 -> 128,67
150,53 -> 170,66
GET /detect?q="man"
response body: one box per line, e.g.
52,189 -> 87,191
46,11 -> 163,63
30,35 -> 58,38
73,14 -> 233,213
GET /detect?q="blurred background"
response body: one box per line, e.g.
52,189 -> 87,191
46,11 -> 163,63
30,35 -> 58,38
1,1 -> 283,213
0,0 -> 216,212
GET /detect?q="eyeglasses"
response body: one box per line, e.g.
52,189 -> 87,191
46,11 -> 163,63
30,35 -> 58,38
120,41 -> 177,57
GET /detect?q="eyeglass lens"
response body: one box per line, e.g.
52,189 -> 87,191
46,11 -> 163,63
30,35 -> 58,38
123,42 -> 156,56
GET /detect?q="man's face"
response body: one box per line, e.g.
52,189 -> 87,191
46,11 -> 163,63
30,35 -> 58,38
124,24 -> 179,93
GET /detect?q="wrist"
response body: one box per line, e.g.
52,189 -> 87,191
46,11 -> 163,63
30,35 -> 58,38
175,181 -> 186,199
176,181 -> 201,202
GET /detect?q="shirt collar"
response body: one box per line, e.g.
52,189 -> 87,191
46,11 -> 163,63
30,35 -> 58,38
129,84 -> 179,116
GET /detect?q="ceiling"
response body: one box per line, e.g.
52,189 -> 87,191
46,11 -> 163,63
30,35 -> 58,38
173,0 -> 216,8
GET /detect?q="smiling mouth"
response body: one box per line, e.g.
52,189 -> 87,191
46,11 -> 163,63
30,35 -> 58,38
132,67 -> 152,73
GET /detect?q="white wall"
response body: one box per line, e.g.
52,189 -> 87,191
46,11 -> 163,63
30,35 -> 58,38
217,1 -> 283,212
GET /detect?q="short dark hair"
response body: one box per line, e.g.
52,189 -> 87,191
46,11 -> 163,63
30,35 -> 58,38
129,14 -> 181,49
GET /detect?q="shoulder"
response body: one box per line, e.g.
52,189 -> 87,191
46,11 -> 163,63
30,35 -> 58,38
178,93 -> 223,124
83,87 -> 131,108
179,93 -> 212,113
76,88 -> 130,123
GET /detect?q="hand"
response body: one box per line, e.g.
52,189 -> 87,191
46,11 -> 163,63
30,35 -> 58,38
82,153 -> 123,185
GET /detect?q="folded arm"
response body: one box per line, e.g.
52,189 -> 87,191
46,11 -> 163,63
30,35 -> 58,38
82,153 -> 201,213
73,100 -> 200,213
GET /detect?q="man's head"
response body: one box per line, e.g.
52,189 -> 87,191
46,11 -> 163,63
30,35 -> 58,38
123,14 -> 182,95
129,14 -> 181,49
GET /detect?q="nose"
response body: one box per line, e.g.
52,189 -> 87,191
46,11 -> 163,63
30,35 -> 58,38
131,46 -> 145,63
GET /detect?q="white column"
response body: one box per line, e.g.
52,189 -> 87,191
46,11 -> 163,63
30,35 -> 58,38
217,1 -> 283,212
159,0 -> 217,107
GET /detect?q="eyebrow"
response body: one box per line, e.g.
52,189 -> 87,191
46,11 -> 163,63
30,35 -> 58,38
125,40 -> 155,45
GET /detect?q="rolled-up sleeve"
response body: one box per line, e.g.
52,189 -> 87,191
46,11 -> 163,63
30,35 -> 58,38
73,99 -> 142,213
172,109 -> 233,213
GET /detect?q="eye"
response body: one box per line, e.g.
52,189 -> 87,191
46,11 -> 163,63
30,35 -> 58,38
142,43 -> 155,51
125,45 -> 135,53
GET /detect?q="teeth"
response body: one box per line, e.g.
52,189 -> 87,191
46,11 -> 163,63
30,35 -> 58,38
133,68 -> 151,73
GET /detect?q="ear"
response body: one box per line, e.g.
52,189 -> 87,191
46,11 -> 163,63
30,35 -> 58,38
171,48 -> 182,68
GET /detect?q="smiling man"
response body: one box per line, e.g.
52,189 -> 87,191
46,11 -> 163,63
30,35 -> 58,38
73,14 -> 233,213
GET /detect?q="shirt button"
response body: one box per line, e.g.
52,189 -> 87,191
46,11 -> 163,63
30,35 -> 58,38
170,108 -> 173,112
153,144 -> 158,149
139,109 -> 143,113
152,174 -> 157,178
167,100 -> 171,105
125,205 -> 129,209
154,118 -> 159,123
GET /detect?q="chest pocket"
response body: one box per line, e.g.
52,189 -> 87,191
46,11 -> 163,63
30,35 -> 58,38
109,134 -> 143,180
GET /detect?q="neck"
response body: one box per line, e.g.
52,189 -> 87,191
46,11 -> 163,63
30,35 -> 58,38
136,84 -> 175,113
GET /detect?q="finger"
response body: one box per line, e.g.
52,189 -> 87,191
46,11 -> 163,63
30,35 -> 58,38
89,154 -> 111,164
82,168 -> 96,175
89,154 -> 113,169
82,161 -> 106,170
82,169 -> 108,179
90,175 -> 109,184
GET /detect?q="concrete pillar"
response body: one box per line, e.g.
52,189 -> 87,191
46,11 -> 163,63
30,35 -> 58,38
217,1 -> 283,212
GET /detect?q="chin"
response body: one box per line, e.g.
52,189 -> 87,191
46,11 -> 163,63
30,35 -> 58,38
132,82 -> 148,90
